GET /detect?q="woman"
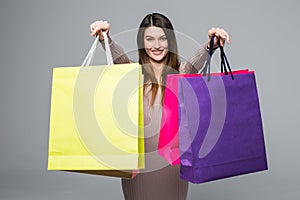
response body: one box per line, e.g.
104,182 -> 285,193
90,13 -> 230,200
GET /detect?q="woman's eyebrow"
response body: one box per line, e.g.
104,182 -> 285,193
145,35 -> 166,37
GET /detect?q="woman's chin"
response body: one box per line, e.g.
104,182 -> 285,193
149,54 -> 167,63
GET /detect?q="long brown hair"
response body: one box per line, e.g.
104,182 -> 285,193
137,13 -> 180,106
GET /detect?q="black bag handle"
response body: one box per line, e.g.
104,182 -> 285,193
199,35 -> 234,81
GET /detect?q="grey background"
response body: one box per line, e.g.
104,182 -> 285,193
0,0 -> 299,199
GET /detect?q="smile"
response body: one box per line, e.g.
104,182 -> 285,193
151,49 -> 165,55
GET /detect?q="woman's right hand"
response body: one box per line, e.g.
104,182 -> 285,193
90,20 -> 110,41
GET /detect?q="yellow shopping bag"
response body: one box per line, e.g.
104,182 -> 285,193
48,34 -> 144,178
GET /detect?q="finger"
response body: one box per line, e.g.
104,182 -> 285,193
214,28 -> 223,46
102,22 -> 110,33
208,27 -> 216,37
224,30 -> 230,44
90,26 -> 98,36
213,28 -> 223,42
90,23 -> 96,32
91,28 -> 100,36
91,31 -> 97,37
90,26 -> 96,36
216,28 -> 230,46
219,28 -> 230,44
208,27 -> 219,47
90,21 -> 99,33
220,38 -> 225,47
90,20 -> 106,36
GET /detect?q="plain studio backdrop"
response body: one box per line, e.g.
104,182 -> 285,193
0,0 -> 299,199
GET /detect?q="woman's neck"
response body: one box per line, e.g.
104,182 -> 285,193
150,60 -> 164,84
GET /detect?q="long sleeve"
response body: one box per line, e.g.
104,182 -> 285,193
179,44 -> 209,74
101,39 -> 131,64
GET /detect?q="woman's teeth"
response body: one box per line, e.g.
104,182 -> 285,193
152,50 -> 163,55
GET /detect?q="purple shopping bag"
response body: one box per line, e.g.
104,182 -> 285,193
178,72 -> 268,184
178,36 -> 268,184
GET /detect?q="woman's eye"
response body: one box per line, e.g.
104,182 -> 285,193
146,37 -> 154,41
160,37 -> 167,41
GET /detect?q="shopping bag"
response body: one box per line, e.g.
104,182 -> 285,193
159,69 -> 248,166
159,73 -> 201,165
48,33 -> 144,178
178,36 -> 268,183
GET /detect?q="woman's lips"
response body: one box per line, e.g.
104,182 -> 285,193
151,50 -> 164,55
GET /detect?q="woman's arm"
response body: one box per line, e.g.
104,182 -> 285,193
179,44 -> 209,74
100,39 -> 131,64
179,27 -> 230,74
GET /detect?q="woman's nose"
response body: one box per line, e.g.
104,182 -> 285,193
154,39 -> 160,48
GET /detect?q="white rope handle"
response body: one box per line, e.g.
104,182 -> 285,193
81,35 -> 99,67
81,32 -> 113,68
103,32 -> 113,66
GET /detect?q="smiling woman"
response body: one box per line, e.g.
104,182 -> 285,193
144,27 -> 168,63
89,12 -> 230,200
137,13 -> 181,106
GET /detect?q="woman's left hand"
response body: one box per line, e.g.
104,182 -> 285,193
207,27 -> 230,49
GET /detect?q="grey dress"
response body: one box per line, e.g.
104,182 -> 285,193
105,40 -> 209,200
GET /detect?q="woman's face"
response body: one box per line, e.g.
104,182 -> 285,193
143,26 -> 168,63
